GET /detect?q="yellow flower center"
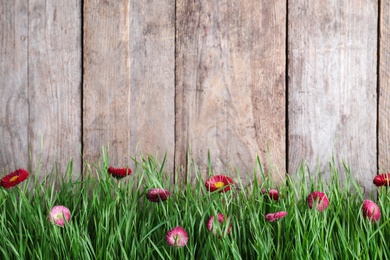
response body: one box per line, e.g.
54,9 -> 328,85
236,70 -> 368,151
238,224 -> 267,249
10,176 -> 19,183
54,213 -> 64,220
214,181 -> 225,189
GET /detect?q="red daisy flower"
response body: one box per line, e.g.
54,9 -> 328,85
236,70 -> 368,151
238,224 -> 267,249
206,213 -> 232,236
166,226 -> 188,247
205,175 -> 233,193
107,166 -> 132,179
307,191 -> 329,212
146,188 -> 170,202
265,211 -> 287,222
373,173 -> 390,187
261,188 -> 282,201
269,189 -> 279,201
0,168 -> 29,189
362,199 -> 381,222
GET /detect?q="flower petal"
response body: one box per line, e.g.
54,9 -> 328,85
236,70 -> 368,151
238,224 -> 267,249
0,169 -> 29,189
205,175 -> 233,193
307,191 -> 329,212
166,226 -> 188,247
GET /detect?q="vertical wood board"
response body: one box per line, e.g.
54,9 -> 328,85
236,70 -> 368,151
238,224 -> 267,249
28,0 -> 82,178
379,0 -> 390,173
0,0 -> 29,173
129,1 -> 175,174
288,0 -> 377,193
175,1 -> 286,185
83,0 -> 131,168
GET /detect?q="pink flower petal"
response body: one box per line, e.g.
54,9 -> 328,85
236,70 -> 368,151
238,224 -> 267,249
48,206 -> 71,227
307,191 -> 329,212
269,189 -> 279,201
266,211 -> 287,222
362,199 -> 381,222
206,213 -> 232,236
146,188 -> 170,202
166,226 -> 188,247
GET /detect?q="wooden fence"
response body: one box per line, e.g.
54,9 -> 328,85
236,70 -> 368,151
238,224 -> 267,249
0,0 -> 388,193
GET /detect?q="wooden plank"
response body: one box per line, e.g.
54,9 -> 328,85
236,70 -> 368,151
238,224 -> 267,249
379,1 -> 390,173
0,0 -> 29,173
288,1 -> 377,193
83,0 -> 131,169
175,1 -> 286,185
28,0 -> 82,178
129,1 -> 175,174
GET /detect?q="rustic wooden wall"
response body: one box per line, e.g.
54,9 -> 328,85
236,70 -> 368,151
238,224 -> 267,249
175,1 -> 286,185
288,0 -> 378,193
1,0 -> 29,173
0,0 -> 386,192
83,0 -> 132,170
129,0 -> 175,173
83,0 -> 175,175
1,0 -> 82,178
379,0 -> 390,173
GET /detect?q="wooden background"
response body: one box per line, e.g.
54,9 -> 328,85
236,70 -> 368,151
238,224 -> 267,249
0,0 -> 387,194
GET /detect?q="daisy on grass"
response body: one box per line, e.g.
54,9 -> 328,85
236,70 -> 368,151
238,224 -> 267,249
205,175 -> 233,193
107,166 -> 132,179
307,191 -> 329,212
265,211 -> 287,222
206,213 -> 232,236
362,199 -> 381,223
269,189 -> 279,201
0,168 -> 29,189
146,188 -> 170,202
261,188 -> 280,201
373,173 -> 390,187
166,226 -> 188,247
48,206 -> 71,227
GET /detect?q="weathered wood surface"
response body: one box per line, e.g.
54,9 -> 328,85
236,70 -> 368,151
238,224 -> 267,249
28,0 -> 82,178
0,0 -> 29,173
83,0 -> 131,169
129,1 -> 175,174
2,0 -> 387,188
288,1 -> 377,193
84,0 -> 175,174
379,1 -> 390,173
0,1 -> 81,178
175,1 -> 286,185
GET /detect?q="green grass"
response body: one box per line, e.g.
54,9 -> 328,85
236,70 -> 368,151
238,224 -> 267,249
0,149 -> 389,260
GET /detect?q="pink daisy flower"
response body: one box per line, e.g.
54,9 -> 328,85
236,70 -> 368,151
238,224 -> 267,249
206,213 -> 232,236
362,199 -> 381,222
261,188 -> 281,201
146,188 -> 170,202
48,206 -> 71,227
205,175 -> 233,193
307,191 -> 329,212
107,166 -> 132,179
0,168 -> 29,189
373,173 -> 390,187
269,189 -> 279,201
166,226 -> 188,247
265,211 -> 287,222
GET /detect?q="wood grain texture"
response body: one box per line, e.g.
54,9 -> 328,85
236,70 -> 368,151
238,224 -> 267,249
288,0 -> 377,193
28,0 -> 82,178
129,1 -> 175,174
175,1 -> 286,185
0,0 -> 29,173
83,0 -> 131,168
379,0 -> 390,173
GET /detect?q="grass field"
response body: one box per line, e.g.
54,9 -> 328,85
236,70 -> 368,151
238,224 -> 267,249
0,149 -> 388,259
